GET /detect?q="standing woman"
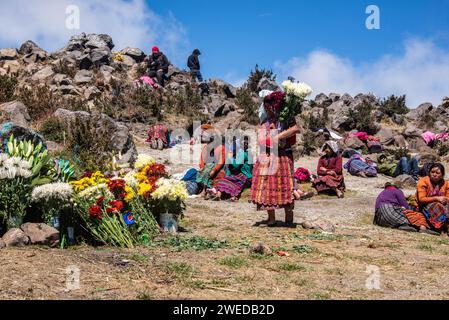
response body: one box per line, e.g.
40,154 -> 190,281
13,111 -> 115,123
416,163 -> 449,235
251,92 -> 299,227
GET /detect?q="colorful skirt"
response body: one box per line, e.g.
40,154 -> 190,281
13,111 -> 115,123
216,173 -> 249,197
313,174 -> 345,193
250,152 -> 294,211
196,163 -> 215,188
185,181 -> 199,195
348,160 -> 377,177
423,202 -> 449,230
374,204 -> 410,228
403,210 -> 430,229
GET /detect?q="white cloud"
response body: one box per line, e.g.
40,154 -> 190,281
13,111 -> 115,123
0,0 -> 189,65
274,39 -> 449,108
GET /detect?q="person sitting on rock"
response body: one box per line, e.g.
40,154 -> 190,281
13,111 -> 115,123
312,141 -> 345,198
187,49 -> 203,82
147,46 -> 170,87
374,182 -> 436,234
344,153 -> 377,178
377,154 -> 420,181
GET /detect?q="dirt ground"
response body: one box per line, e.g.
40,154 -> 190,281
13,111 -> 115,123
2,140 -> 449,300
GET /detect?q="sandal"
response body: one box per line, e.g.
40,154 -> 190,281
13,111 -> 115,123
300,192 -> 314,200
398,225 -> 418,233
419,229 -> 440,236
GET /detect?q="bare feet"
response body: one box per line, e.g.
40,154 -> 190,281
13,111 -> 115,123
336,189 -> 344,199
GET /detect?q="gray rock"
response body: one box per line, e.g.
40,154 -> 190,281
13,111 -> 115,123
392,114 -> 404,125
31,66 -> 54,82
314,93 -> 332,107
2,228 -> 30,247
90,48 -> 111,66
86,34 -> 114,50
393,174 -> 417,188
250,243 -> 272,256
53,74 -> 72,86
377,128 -> 395,145
119,55 -> 136,67
0,101 -> 31,127
344,136 -> 365,150
0,48 -> 18,61
331,114 -> 353,132
394,135 -> 407,148
299,218 -> 336,233
58,85 -> 77,95
100,65 -> 115,83
405,102 -> 434,121
2,60 -> 20,75
120,47 -> 145,63
407,137 -> 435,154
418,152 -> 439,164
19,40 -> 43,55
74,70 -> 92,85
77,54 -> 93,70
340,93 -> 354,105
210,79 -> 237,98
433,120 -> 448,133
84,86 -> 101,100
21,223 -> 59,246
328,93 -> 340,102
403,124 -> 423,138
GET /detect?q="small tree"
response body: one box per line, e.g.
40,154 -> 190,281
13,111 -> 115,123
245,64 -> 276,93
379,95 -> 409,117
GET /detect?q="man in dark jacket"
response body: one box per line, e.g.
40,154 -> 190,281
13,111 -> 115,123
187,49 -> 203,82
147,46 -> 170,87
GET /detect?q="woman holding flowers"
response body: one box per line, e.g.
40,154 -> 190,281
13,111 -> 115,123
251,81 -> 311,227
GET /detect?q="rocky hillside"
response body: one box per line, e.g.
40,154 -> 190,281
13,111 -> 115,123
1,33 -> 449,167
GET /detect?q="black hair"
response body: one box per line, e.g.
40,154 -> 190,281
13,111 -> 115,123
428,163 -> 446,178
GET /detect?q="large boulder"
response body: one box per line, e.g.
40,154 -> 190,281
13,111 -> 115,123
407,137 -> 435,154
403,124 -> 423,138
77,54 -> 93,70
2,228 -> 30,247
344,136 -> 365,150
90,48 -> 111,66
31,66 -> 55,82
405,102 -> 433,121
0,48 -> 18,61
74,70 -> 92,85
120,47 -> 145,63
393,135 -> 408,148
86,34 -> 114,50
0,101 -> 31,127
376,128 -> 395,145
21,223 -> 59,246
210,79 -> 237,99
393,175 -> 417,188
314,93 -> 333,108
433,120 -> 448,133
2,60 -> 21,74
19,40 -> 43,55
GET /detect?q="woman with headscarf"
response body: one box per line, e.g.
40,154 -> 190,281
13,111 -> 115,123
416,163 -> 449,235
251,91 -> 299,227
312,141 -> 345,198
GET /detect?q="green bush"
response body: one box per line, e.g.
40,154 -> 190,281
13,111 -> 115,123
348,102 -> 378,134
39,117 -> 67,143
379,95 -> 409,117
236,87 -> 258,125
245,64 -> 276,93
0,74 -> 18,103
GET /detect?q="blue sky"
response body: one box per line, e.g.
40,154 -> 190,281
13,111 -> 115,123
1,0 -> 449,106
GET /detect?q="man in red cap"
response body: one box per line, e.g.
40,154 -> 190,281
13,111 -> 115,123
146,46 -> 170,87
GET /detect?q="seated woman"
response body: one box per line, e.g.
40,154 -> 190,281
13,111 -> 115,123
312,141 -> 345,198
417,163 -> 449,236
374,182 -> 434,234
214,137 -> 253,201
195,132 -> 226,198
344,153 -> 377,178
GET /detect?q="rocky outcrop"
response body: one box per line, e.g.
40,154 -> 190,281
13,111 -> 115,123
0,101 -> 31,127
2,228 -> 30,247
21,223 -> 59,246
